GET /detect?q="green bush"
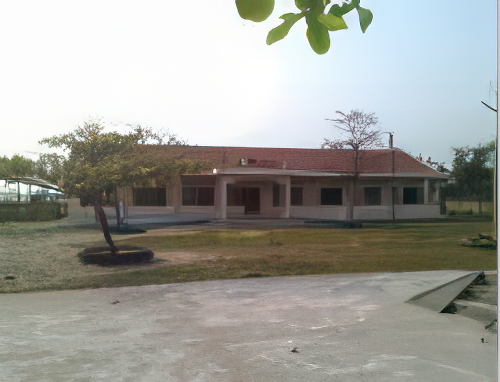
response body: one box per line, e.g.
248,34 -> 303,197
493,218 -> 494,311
0,202 -> 63,223
448,209 -> 475,216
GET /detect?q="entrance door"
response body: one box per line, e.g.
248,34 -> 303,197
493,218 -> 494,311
243,187 -> 260,214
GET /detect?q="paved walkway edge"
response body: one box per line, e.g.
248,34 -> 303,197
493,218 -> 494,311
406,271 -> 482,312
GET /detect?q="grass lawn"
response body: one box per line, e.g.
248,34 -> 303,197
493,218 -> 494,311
0,217 -> 496,293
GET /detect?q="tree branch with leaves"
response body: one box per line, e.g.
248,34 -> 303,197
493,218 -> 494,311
236,0 -> 373,55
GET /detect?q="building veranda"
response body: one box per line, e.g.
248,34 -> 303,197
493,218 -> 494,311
116,146 -> 449,222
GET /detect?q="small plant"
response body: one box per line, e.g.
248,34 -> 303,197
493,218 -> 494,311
485,319 -> 497,331
459,234 -> 496,249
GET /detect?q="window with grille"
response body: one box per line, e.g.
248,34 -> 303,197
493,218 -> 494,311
132,188 -> 167,206
321,188 -> 342,205
364,187 -> 382,205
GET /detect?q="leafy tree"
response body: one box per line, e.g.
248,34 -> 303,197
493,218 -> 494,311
34,153 -> 65,185
415,154 -> 450,174
425,157 -> 449,173
40,118 -> 208,252
0,153 -> 65,184
0,154 -> 37,178
236,0 -> 373,55
448,141 -> 495,214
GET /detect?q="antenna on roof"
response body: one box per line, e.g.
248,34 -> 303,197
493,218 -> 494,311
381,132 -> 394,149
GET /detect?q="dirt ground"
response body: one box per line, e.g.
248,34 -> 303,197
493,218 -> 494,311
112,228 -> 231,268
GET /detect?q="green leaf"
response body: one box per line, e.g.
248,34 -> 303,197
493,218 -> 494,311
266,13 -> 304,45
317,13 -> 347,31
295,0 -> 311,11
356,6 -> 373,33
329,0 -> 359,17
305,12 -> 330,54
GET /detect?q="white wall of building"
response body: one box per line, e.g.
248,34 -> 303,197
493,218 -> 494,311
353,206 -> 393,220
394,205 -> 442,219
290,206 -> 348,220
128,206 -> 175,214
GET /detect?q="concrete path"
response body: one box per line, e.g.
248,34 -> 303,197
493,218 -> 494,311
0,271 -> 497,382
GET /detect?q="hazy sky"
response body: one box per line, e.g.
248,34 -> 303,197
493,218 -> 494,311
0,0 -> 496,167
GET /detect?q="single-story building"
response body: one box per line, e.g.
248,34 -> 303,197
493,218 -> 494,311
117,146 -> 449,221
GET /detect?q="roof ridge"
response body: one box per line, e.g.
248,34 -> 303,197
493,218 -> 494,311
146,145 -> 448,177
150,144 -> 393,150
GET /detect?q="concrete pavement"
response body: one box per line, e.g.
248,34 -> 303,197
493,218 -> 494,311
0,271 -> 497,381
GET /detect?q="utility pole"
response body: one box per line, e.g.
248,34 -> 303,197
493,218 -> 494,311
480,99 -> 497,237
382,132 -> 395,221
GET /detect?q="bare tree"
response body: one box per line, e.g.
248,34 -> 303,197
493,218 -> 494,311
322,109 -> 383,221
322,109 -> 383,151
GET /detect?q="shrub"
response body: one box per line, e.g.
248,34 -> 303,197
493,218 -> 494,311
0,202 -> 63,223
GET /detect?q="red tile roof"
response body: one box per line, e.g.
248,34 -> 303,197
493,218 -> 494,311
147,146 -> 447,178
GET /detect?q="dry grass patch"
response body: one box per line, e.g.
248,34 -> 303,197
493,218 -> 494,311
0,218 -> 496,292
0,221 -> 106,292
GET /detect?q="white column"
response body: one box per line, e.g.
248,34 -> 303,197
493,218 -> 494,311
284,176 -> 291,218
435,181 -> 440,202
215,176 -> 228,220
424,178 -> 429,204
221,177 -> 227,220
172,176 -> 181,213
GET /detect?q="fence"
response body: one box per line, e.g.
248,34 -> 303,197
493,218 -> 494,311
445,201 -> 493,214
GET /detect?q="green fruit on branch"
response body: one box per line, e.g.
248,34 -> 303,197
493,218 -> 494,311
236,0 -> 275,22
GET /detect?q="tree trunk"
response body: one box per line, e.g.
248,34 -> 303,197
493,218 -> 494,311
349,177 -> 356,220
94,201 -> 117,253
479,200 -> 483,215
114,186 -> 121,229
